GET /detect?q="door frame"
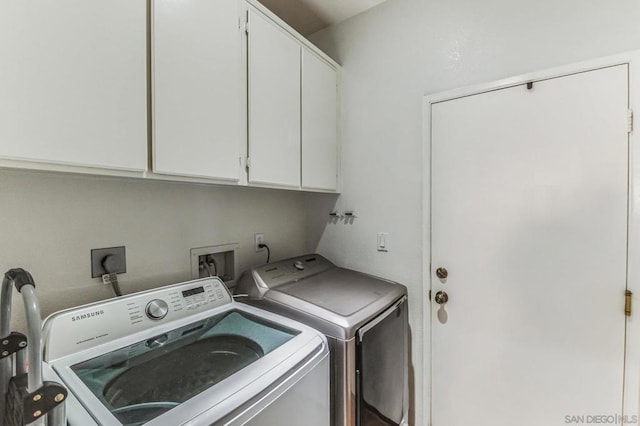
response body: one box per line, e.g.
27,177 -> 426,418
422,50 -> 640,424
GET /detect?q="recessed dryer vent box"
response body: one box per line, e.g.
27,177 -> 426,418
91,246 -> 126,278
190,243 -> 239,288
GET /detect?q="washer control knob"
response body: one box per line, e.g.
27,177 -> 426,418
293,261 -> 305,271
145,299 -> 169,320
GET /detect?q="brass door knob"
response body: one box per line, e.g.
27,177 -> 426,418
434,291 -> 449,305
436,267 -> 448,279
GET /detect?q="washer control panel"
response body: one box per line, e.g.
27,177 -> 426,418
180,281 -> 226,310
43,277 -> 233,361
123,279 -> 230,326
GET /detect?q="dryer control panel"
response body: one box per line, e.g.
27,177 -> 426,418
251,254 -> 334,288
43,277 -> 232,361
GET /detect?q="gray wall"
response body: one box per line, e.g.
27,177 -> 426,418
308,0 -> 640,423
1,168 -> 312,331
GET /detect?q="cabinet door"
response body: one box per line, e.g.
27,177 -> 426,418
302,50 -> 338,191
0,1 -> 147,171
152,0 -> 244,181
248,9 -> 301,188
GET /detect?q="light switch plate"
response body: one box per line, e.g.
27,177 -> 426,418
377,233 -> 389,252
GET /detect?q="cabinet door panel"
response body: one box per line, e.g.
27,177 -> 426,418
248,9 -> 301,188
152,0 -> 243,181
0,0 -> 147,171
302,50 -> 338,191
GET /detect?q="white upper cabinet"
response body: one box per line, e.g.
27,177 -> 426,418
0,0 -> 339,191
0,0 -> 147,171
302,49 -> 339,191
152,0 -> 244,181
247,8 -> 302,189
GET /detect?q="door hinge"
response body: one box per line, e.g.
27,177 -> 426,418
244,11 -> 250,34
628,109 -> 634,133
246,157 -> 251,169
625,290 -> 633,317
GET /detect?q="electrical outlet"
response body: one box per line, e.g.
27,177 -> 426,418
254,233 -> 265,252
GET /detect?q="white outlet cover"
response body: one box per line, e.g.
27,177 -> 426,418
254,233 -> 265,252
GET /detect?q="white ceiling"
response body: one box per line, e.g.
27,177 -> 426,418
258,0 -> 388,36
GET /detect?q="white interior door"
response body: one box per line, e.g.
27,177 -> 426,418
431,65 -> 629,425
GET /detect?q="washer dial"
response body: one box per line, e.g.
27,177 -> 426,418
145,299 -> 169,320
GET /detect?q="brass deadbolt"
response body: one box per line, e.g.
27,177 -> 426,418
434,291 -> 449,305
436,267 -> 448,279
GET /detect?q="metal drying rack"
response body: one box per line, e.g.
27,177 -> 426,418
0,269 -> 67,426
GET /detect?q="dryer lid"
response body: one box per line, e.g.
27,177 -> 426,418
273,268 -> 400,317
236,254 -> 408,339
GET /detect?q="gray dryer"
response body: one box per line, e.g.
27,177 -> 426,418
235,254 -> 408,426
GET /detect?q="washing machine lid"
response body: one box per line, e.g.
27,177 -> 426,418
43,278 -> 327,426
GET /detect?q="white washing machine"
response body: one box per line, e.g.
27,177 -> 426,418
41,277 -> 330,426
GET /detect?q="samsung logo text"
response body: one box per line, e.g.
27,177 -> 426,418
71,310 -> 105,322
